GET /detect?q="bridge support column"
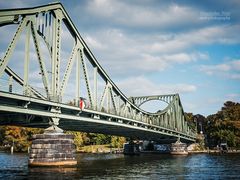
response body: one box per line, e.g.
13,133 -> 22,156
28,117 -> 77,167
123,140 -> 140,155
170,138 -> 188,155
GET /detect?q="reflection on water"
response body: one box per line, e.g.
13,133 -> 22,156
29,167 -> 77,173
0,152 -> 240,179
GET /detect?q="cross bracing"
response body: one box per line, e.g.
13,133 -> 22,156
0,3 -> 196,142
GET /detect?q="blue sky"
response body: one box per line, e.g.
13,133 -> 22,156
0,0 -> 240,116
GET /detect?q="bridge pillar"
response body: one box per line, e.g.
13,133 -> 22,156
28,117 -> 77,166
170,138 -> 188,155
123,140 -> 140,155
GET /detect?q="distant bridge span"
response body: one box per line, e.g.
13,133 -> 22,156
0,3 -> 196,143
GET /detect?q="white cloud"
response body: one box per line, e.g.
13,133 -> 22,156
85,0 -> 199,29
204,93 -> 240,110
116,76 -> 197,97
229,74 -> 240,80
199,60 -> 240,79
0,0 -> 29,8
81,25 -> 239,78
148,25 -> 240,53
200,64 -> 231,75
137,52 -> 208,72
84,28 -> 209,76
78,0 -> 240,58
226,93 -> 240,100
231,60 -> 240,71
85,36 -> 106,50
183,101 -> 198,113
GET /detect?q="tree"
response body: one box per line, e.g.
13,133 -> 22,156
205,101 -> 240,148
66,131 -> 90,151
185,112 -> 196,130
2,126 -> 42,152
90,133 -> 111,145
111,136 -> 126,148
221,101 -> 240,121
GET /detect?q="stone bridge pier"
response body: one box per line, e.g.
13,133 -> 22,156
28,118 -> 77,167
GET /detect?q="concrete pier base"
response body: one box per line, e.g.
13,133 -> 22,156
170,140 -> 188,155
123,141 -> 140,155
29,132 -> 77,167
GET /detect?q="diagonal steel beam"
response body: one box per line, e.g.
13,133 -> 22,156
5,66 -> 45,99
0,17 -> 27,77
59,43 -> 79,97
30,18 -> 50,98
109,87 -> 117,114
79,48 -> 93,108
99,83 -> 108,111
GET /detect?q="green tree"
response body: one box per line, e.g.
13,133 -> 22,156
185,112 -> 196,130
111,136 -> 126,148
91,133 -> 111,145
221,101 -> 240,121
205,101 -> 240,148
66,131 -> 90,150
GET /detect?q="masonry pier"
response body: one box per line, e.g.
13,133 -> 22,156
28,126 -> 77,167
123,141 -> 140,155
170,139 -> 188,155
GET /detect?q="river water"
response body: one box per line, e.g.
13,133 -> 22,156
0,152 -> 240,179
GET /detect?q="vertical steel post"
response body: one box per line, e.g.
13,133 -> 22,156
51,10 -> 62,102
51,12 -> 56,100
174,100 -> 178,130
183,118 -> 186,133
170,108 -> 173,129
118,95 -> 121,115
93,67 -> 98,110
23,22 -> 30,96
107,82 -> 110,113
75,49 -> 81,106
179,107 -> 183,132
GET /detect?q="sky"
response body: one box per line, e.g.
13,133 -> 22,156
0,0 -> 240,116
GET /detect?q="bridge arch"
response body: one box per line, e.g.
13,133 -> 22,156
129,94 -> 177,114
138,99 -> 169,114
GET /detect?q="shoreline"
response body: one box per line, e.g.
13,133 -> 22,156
189,149 -> 240,154
2,145 -> 240,155
1,150 -> 240,155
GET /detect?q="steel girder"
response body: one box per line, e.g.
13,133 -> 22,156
0,91 -> 195,142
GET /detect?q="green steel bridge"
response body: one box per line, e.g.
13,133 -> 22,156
0,3 -> 196,143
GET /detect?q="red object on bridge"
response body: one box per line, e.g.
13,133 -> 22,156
79,99 -> 85,110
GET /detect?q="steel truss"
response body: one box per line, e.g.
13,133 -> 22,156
0,3 -> 196,142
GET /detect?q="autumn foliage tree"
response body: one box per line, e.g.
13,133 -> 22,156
0,126 -> 43,152
111,136 -> 126,148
